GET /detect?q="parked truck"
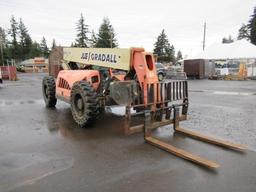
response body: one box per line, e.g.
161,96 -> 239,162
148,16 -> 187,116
43,47 -> 246,168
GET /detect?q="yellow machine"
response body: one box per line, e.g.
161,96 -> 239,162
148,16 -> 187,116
224,63 -> 247,80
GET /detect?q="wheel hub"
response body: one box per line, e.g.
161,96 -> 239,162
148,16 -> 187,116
77,98 -> 83,110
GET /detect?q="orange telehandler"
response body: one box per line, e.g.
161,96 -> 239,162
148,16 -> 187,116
43,47 -> 246,169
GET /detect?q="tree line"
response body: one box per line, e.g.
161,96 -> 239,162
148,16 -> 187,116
0,15 -> 51,65
0,14 -> 181,65
74,14 -> 182,64
72,14 -> 118,49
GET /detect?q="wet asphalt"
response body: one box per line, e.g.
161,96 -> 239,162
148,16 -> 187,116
0,73 -> 256,192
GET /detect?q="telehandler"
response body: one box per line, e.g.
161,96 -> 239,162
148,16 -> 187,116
43,47 -> 246,169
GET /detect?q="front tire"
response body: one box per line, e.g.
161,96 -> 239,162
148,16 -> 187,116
42,76 -> 57,107
70,81 -> 99,127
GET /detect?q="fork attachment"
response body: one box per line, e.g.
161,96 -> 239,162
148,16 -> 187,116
143,110 -> 220,169
124,80 -> 246,169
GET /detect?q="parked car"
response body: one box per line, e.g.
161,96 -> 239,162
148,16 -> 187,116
155,62 -> 167,81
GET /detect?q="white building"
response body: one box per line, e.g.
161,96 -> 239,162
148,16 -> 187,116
187,40 -> 256,78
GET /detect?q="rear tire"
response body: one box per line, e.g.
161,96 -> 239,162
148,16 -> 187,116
42,76 -> 57,107
70,81 -> 99,127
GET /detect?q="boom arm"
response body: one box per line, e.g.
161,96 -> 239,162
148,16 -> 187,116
63,47 -> 133,71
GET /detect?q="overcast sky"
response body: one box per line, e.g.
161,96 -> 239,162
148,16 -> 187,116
0,0 -> 255,57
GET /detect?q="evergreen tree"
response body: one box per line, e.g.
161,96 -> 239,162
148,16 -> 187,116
89,30 -> 98,47
238,24 -> 250,40
19,18 -> 32,60
0,27 -> 7,46
222,35 -> 234,44
176,50 -> 183,61
40,37 -> 49,57
29,41 -> 41,58
248,7 -> 256,45
95,17 -> 118,48
153,29 -> 175,63
0,27 -> 6,65
0,27 -> 12,62
75,13 -> 89,47
8,15 -> 19,59
238,6 -> 256,45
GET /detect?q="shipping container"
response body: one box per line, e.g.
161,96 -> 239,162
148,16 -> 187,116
184,59 -> 205,79
184,59 -> 214,79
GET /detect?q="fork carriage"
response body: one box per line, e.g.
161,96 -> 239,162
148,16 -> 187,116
124,80 -> 188,135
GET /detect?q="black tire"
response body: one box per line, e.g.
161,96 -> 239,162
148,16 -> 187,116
70,81 -> 99,127
158,73 -> 164,81
42,76 -> 57,107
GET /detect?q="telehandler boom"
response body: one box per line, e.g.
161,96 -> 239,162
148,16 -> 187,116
43,47 -> 246,169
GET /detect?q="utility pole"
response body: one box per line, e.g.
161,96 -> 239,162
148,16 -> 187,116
203,22 -> 206,51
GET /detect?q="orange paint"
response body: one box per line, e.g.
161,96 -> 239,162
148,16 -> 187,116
56,70 -> 100,98
132,49 -> 159,104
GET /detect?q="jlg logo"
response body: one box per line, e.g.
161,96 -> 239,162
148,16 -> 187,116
81,52 -> 118,63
